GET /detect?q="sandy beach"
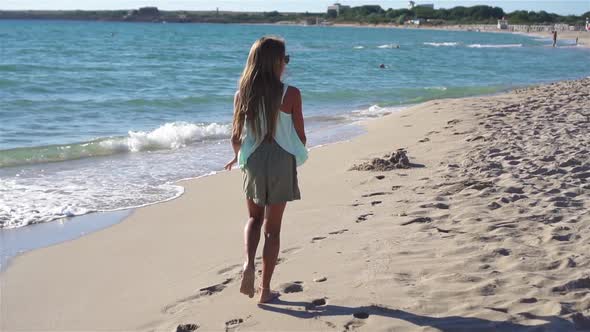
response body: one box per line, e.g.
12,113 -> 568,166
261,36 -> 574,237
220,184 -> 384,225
331,23 -> 590,49
2,78 -> 590,331
522,30 -> 590,48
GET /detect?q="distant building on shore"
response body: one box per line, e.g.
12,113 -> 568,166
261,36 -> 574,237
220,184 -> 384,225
497,17 -> 508,29
327,3 -> 350,17
407,18 -> 425,25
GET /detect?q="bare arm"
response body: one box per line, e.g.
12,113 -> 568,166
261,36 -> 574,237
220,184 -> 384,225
290,87 -> 307,145
224,91 -> 241,170
231,91 -> 241,155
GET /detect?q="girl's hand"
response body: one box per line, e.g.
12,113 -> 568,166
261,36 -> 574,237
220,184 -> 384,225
224,156 -> 238,171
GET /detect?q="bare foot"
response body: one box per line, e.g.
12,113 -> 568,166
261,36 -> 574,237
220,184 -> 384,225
239,263 -> 255,298
258,287 -> 280,304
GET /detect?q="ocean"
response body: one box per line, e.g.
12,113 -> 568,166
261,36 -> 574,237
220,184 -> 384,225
1,20 -> 589,229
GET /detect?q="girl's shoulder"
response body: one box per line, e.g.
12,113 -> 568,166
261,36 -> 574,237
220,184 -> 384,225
284,85 -> 301,99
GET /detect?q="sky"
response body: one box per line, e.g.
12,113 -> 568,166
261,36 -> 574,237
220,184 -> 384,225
1,1 -> 589,15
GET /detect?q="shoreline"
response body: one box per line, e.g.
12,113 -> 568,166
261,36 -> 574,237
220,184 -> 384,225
329,23 -> 590,49
0,81 -> 546,265
2,76 -> 589,330
0,209 -> 132,271
0,77 -> 576,267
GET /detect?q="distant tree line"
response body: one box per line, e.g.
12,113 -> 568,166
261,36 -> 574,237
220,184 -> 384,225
0,8 -> 322,24
332,5 -> 589,25
0,6 -> 588,25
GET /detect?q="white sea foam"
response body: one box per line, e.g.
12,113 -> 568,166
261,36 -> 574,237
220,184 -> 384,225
353,45 -> 365,49
350,105 -> 405,119
0,157 -> 188,229
424,86 -> 448,91
99,122 -> 231,153
424,42 -> 459,47
377,44 -> 399,49
0,121 -> 232,229
468,43 -> 523,48
0,122 -> 233,169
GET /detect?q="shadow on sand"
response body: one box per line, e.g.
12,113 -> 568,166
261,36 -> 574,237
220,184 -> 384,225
258,300 -> 580,331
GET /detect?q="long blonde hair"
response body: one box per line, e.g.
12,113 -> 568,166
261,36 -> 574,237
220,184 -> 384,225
232,36 -> 286,143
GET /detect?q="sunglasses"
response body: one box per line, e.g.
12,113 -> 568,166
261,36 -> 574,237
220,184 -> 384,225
284,54 -> 290,64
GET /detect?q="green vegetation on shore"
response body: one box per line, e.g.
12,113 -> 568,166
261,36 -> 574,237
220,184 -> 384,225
331,5 -> 589,25
0,7 -> 322,24
0,5 -> 588,26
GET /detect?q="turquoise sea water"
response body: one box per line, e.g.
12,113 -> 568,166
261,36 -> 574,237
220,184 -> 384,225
1,20 -> 589,229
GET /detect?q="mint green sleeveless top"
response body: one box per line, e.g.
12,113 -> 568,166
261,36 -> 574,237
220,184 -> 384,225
238,84 -> 308,169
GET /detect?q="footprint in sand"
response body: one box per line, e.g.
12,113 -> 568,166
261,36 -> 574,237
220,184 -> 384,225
361,192 -> 389,197
343,312 -> 370,331
328,229 -> 348,235
200,278 -> 234,295
485,307 -> 508,313
324,321 -> 337,328
310,298 -> 327,307
551,277 -> 590,293
356,213 -> 374,223
371,201 -> 382,206
520,297 -> 538,304
488,201 -> 502,210
224,318 -> 244,330
505,186 -> 524,194
419,202 -> 450,209
163,278 -> 234,314
281,246 -> 301,254
217,264 -> 241,275
401,216 -> 432,226
311,236 -> 327,243
480,283 -> 498,296
479,264 -> 492,270
492,248 -> 511,256
177,323 -> 199,332
551,233 -> 574,242
279,281 -> 304,293
344,319 -> 365,331
435,227 -> 453,234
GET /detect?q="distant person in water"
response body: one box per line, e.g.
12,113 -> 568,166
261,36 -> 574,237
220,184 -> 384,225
552,31 -> 558,47
225,36 -> 308,303
379,63 -> 386,69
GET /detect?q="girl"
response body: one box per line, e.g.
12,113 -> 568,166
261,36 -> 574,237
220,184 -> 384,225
224,36 -> 308,303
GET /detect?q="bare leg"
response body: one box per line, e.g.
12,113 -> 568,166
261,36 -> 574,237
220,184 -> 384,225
259,202 -> 287,303
240,199 -> 264,298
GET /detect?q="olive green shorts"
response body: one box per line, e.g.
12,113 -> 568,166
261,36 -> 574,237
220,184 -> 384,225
243,140 -> 301,206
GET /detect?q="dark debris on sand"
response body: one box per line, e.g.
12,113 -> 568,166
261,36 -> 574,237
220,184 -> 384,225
177,323 -> 199,332
350,149 -> 413,171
